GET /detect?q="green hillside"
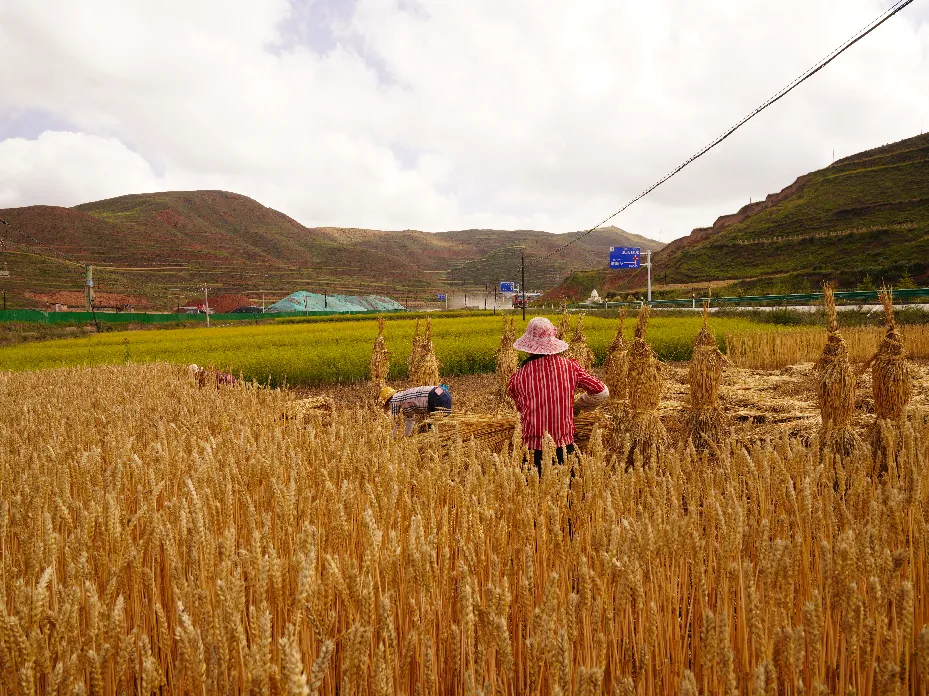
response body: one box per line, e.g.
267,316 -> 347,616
546,132 -> 929,300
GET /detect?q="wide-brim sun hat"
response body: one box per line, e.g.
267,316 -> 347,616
513,317 -> 569,355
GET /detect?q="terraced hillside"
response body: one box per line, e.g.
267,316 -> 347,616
547,132 -> 929,300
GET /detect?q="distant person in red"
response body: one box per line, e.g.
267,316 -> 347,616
188,364 -> 236,387
507,317 -> 609,476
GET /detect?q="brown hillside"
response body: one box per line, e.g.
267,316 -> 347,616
0,190 -> 661,308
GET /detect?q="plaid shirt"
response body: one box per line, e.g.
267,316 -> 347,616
389,386 -> 437,418
507,355 -> 606,450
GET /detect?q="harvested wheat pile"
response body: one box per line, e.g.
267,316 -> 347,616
865,285 -> 913,472
602,307 -> 628,400
411,317 -> 441,385
682,304 -> 728,450
814,284 -> 865,461
566,313 -> 595,371
494,316 -> 518,408
369,316 -> 391,389
426,411 -> 609,456
282,395 -> 335,426
622,304 -> 669,466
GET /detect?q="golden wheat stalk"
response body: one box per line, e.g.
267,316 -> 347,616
602,307 -> 628,401
683,304 -> 728,450
621,303 -> 668,466
369,316 -> 391,389
815,283 -> 865,461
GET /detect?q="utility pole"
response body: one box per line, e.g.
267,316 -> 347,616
203,285 -> 210,327
85,265 -> 94,311
493,285 -> 497,315
484,283 -> 487,311
521,251 -> 526,322
261,293 -> 265,312
304,295 -> 308,316
645,249 -> 652,304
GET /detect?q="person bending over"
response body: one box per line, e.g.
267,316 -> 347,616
379,384 -> 452,437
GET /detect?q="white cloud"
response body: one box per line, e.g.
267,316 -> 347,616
0,0 -> 927,241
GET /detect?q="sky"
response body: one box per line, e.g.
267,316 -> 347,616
0,0 -> 927,244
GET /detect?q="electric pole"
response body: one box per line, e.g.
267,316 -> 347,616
203,285 -> 210,327
85,265 -> 94,311
645,249 -> 652,304
521,251 -> 526,321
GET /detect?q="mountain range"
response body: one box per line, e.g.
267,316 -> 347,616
0,191 -> 658,308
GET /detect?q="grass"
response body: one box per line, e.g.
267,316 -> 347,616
0,313 -> 792,385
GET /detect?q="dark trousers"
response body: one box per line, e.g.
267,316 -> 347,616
426,387 -> 452,414
527,443 -> 576,478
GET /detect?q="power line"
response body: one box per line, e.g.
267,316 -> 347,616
543,0 -> 917,260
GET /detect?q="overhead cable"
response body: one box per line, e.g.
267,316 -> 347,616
543,0 -> 918,260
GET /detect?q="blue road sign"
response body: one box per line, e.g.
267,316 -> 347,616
500,282 -> 515,293
609,247 -> 641,269
437,293 -> 447,301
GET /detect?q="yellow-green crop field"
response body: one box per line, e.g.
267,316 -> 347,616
0,314 -> 799,385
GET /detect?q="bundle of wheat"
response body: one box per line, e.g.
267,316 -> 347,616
814,284 -> 864,460
494,316 -> 518,407
407,318 -> 423,378
622,304 -> 668,466
282,396 -> 334,427
566,313 -> 595,371
369,316 -> 391,389
412,317 -> 441,385
601,308 -> 628,400
683,304 -> 728,450
864,285 -> 912,472
428,411 -> 608,456
557,301 -> 571,340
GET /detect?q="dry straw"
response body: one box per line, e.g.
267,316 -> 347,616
601,307 -> 628,400
683,304 -> 728,450
557,300 -> 570,340
407,318 -> 422,378
864,285 -> 912,471
622,303 -> 668,466
566,313 -> 595,371
726,324 -> 929,369
494,316 -> 518,408
2,362 -> 929,694
411,317 -> 441,385
369,316 -> 391,389
814,284 -> 864,460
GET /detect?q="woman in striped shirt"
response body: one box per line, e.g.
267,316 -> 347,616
507,317 -> 608,475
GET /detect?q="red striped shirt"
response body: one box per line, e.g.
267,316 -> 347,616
507,354 -> 606,450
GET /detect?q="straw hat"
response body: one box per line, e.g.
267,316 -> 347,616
379,385 -> 397,406
513,317 -> 569,355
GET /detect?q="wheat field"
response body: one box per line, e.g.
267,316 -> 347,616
726,325 -> 929,369
1,363 -> 929,695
